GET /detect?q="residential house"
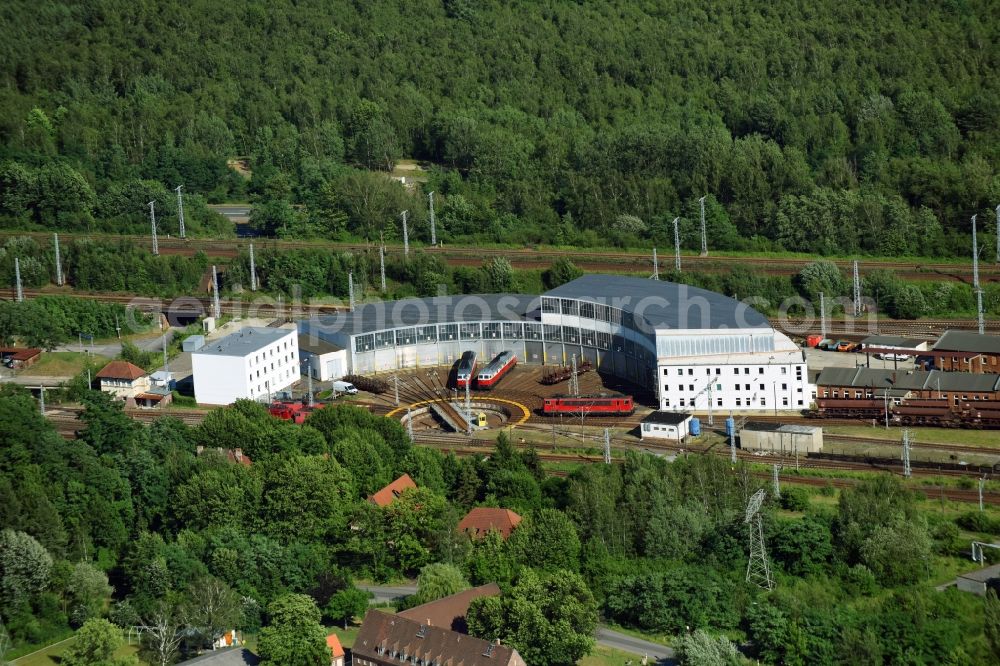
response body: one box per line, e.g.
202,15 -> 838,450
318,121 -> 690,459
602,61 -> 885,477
326,633 -> 345,666
369,474 -> 417,507
457,508 -> 522,540
398,584 -> 501,634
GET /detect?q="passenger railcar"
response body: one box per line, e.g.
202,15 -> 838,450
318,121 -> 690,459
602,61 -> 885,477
455,351 -> 478,389
542,394 -> 635,416
476,351 -> 517,389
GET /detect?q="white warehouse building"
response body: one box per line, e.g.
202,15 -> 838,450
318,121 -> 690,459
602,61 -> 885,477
192,326 -> 299,405
298,275 -> 813,413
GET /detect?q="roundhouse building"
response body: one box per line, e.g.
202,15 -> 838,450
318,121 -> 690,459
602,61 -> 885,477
298,275 -> 813,412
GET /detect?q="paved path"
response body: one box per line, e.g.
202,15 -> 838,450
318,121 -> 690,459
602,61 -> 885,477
596,627 -> 673,662
359,583 -> 418,604
359,585 -> 674,661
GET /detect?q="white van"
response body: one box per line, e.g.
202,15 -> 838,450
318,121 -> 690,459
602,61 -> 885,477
877,352 -> 908,361
331,380 -> 358,394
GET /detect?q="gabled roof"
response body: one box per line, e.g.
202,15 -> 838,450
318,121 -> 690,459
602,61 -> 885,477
861,335 -> 926,348
353,611 -> 524,666
815,367 -> 1000,393
458,507 -> 522,540
398,584 -> 502,633
96,360 -> 147,380
326,633 -> 345,658
369,474 -> 417,507
933,330 -> 1000,354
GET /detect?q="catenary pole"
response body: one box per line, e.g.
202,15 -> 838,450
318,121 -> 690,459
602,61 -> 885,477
673,217 -> 681,272
149,201 -> 158,255
249,243 -> 257,291
428,192 -> 436,246
402,210 -> 409,258
699,196 -> 707,256
651,248 -> 659,280
14,257 -> 23,302
175,185 -> 185,238
54,233 -> 63,286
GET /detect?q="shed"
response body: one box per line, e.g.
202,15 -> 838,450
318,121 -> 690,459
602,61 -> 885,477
740,422 -> 823,454
640,411 -> 692,441
298,335 -> 347,381
956,562 -> 1000,596
183,335 -> 206,352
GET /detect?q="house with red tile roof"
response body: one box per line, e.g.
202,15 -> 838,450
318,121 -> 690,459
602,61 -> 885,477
398,583 -> 501,634
96,361 -> 151,399
326,633 -> 345,666
368,474 -> 417,507
458,507 -> 522,540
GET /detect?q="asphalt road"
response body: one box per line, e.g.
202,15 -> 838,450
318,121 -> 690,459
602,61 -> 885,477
358,584 -> 674,661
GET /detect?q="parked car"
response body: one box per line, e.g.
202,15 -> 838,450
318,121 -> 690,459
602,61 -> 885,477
835,340 -> 856,352
331,380 -> 358,394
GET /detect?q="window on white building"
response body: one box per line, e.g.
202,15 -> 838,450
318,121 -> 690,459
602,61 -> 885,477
717,398 -> 723,406
687,368 -> 693,375
759,384 -> 765,390
782,383 -> 787,390
781,367 -> 787,374
761,398 -> 766,406
688,384 -> 694,391
758,367 -> 764,374
736,398 -> 742,406
783,397 -> 789,406
679,398 -> 686,406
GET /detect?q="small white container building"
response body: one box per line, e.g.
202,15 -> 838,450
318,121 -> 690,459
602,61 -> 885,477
298,335 -> 348,382
640,411 -> 693,442
192,327 -> 298,405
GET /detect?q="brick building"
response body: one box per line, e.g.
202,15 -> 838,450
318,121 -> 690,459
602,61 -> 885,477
932,331 -> 1000,373
815,367 -> 1000,405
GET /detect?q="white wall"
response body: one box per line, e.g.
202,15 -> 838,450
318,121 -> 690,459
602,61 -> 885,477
302,348 -> 347,382
193,330 -> 299,405
641,417 -> 691,440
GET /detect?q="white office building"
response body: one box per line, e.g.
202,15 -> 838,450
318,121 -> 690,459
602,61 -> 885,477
192,327 -> 299,405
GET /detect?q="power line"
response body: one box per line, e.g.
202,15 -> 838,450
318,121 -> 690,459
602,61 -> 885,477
149,201 -> 159,255
175,185 -> 185,238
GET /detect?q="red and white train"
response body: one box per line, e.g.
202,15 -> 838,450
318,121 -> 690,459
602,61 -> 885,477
455,351 -> 477,389
476,351 -> 517,389
542,394 -> 635,416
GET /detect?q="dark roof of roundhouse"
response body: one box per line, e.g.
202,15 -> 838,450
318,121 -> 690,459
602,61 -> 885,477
545,275 -> 770,331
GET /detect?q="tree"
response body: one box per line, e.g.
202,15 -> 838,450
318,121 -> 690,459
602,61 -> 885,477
66,562 -> 113,626
257,594 -> 328,666
467,569 -> 597,666
0,529 -> 52,609
180,577 -> 241,647
0,617 -> 11,666
796,261 -> 845,303
411,563 -> 469,606
325,587 -> 370,629
542,257 -> 583,288
140,602 -> 182,666
986,589 -> 1000,662
60,618 -> 137,666
482,257 -> 516,292
675,630 -> 743,666
508,509 -> 580,572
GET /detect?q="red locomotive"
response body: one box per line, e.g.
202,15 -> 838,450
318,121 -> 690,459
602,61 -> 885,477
476,351 -> 516,389
455,351 -> 477,389
542,394 -> 635,416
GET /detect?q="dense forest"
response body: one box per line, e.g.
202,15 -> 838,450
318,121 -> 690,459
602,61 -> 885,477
2,388 -> 999,664
0,1 -> 998,255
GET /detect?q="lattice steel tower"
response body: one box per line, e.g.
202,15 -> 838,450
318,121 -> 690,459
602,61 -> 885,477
745,489 -> 773,590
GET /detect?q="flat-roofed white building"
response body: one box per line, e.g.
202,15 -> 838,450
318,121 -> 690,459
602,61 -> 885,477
192,327 -> 298,405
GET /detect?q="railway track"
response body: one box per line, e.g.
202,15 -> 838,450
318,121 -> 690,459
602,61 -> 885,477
824,433 -> 1000,457
2,230 -> 997,283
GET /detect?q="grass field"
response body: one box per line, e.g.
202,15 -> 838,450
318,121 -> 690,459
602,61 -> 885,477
826,424 -> 1000,448
19,352 -> 106,378
11,637 -> 138,665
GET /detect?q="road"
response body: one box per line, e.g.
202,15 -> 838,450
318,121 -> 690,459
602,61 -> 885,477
359,584 -> 674,661
52,329 -> 175,358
